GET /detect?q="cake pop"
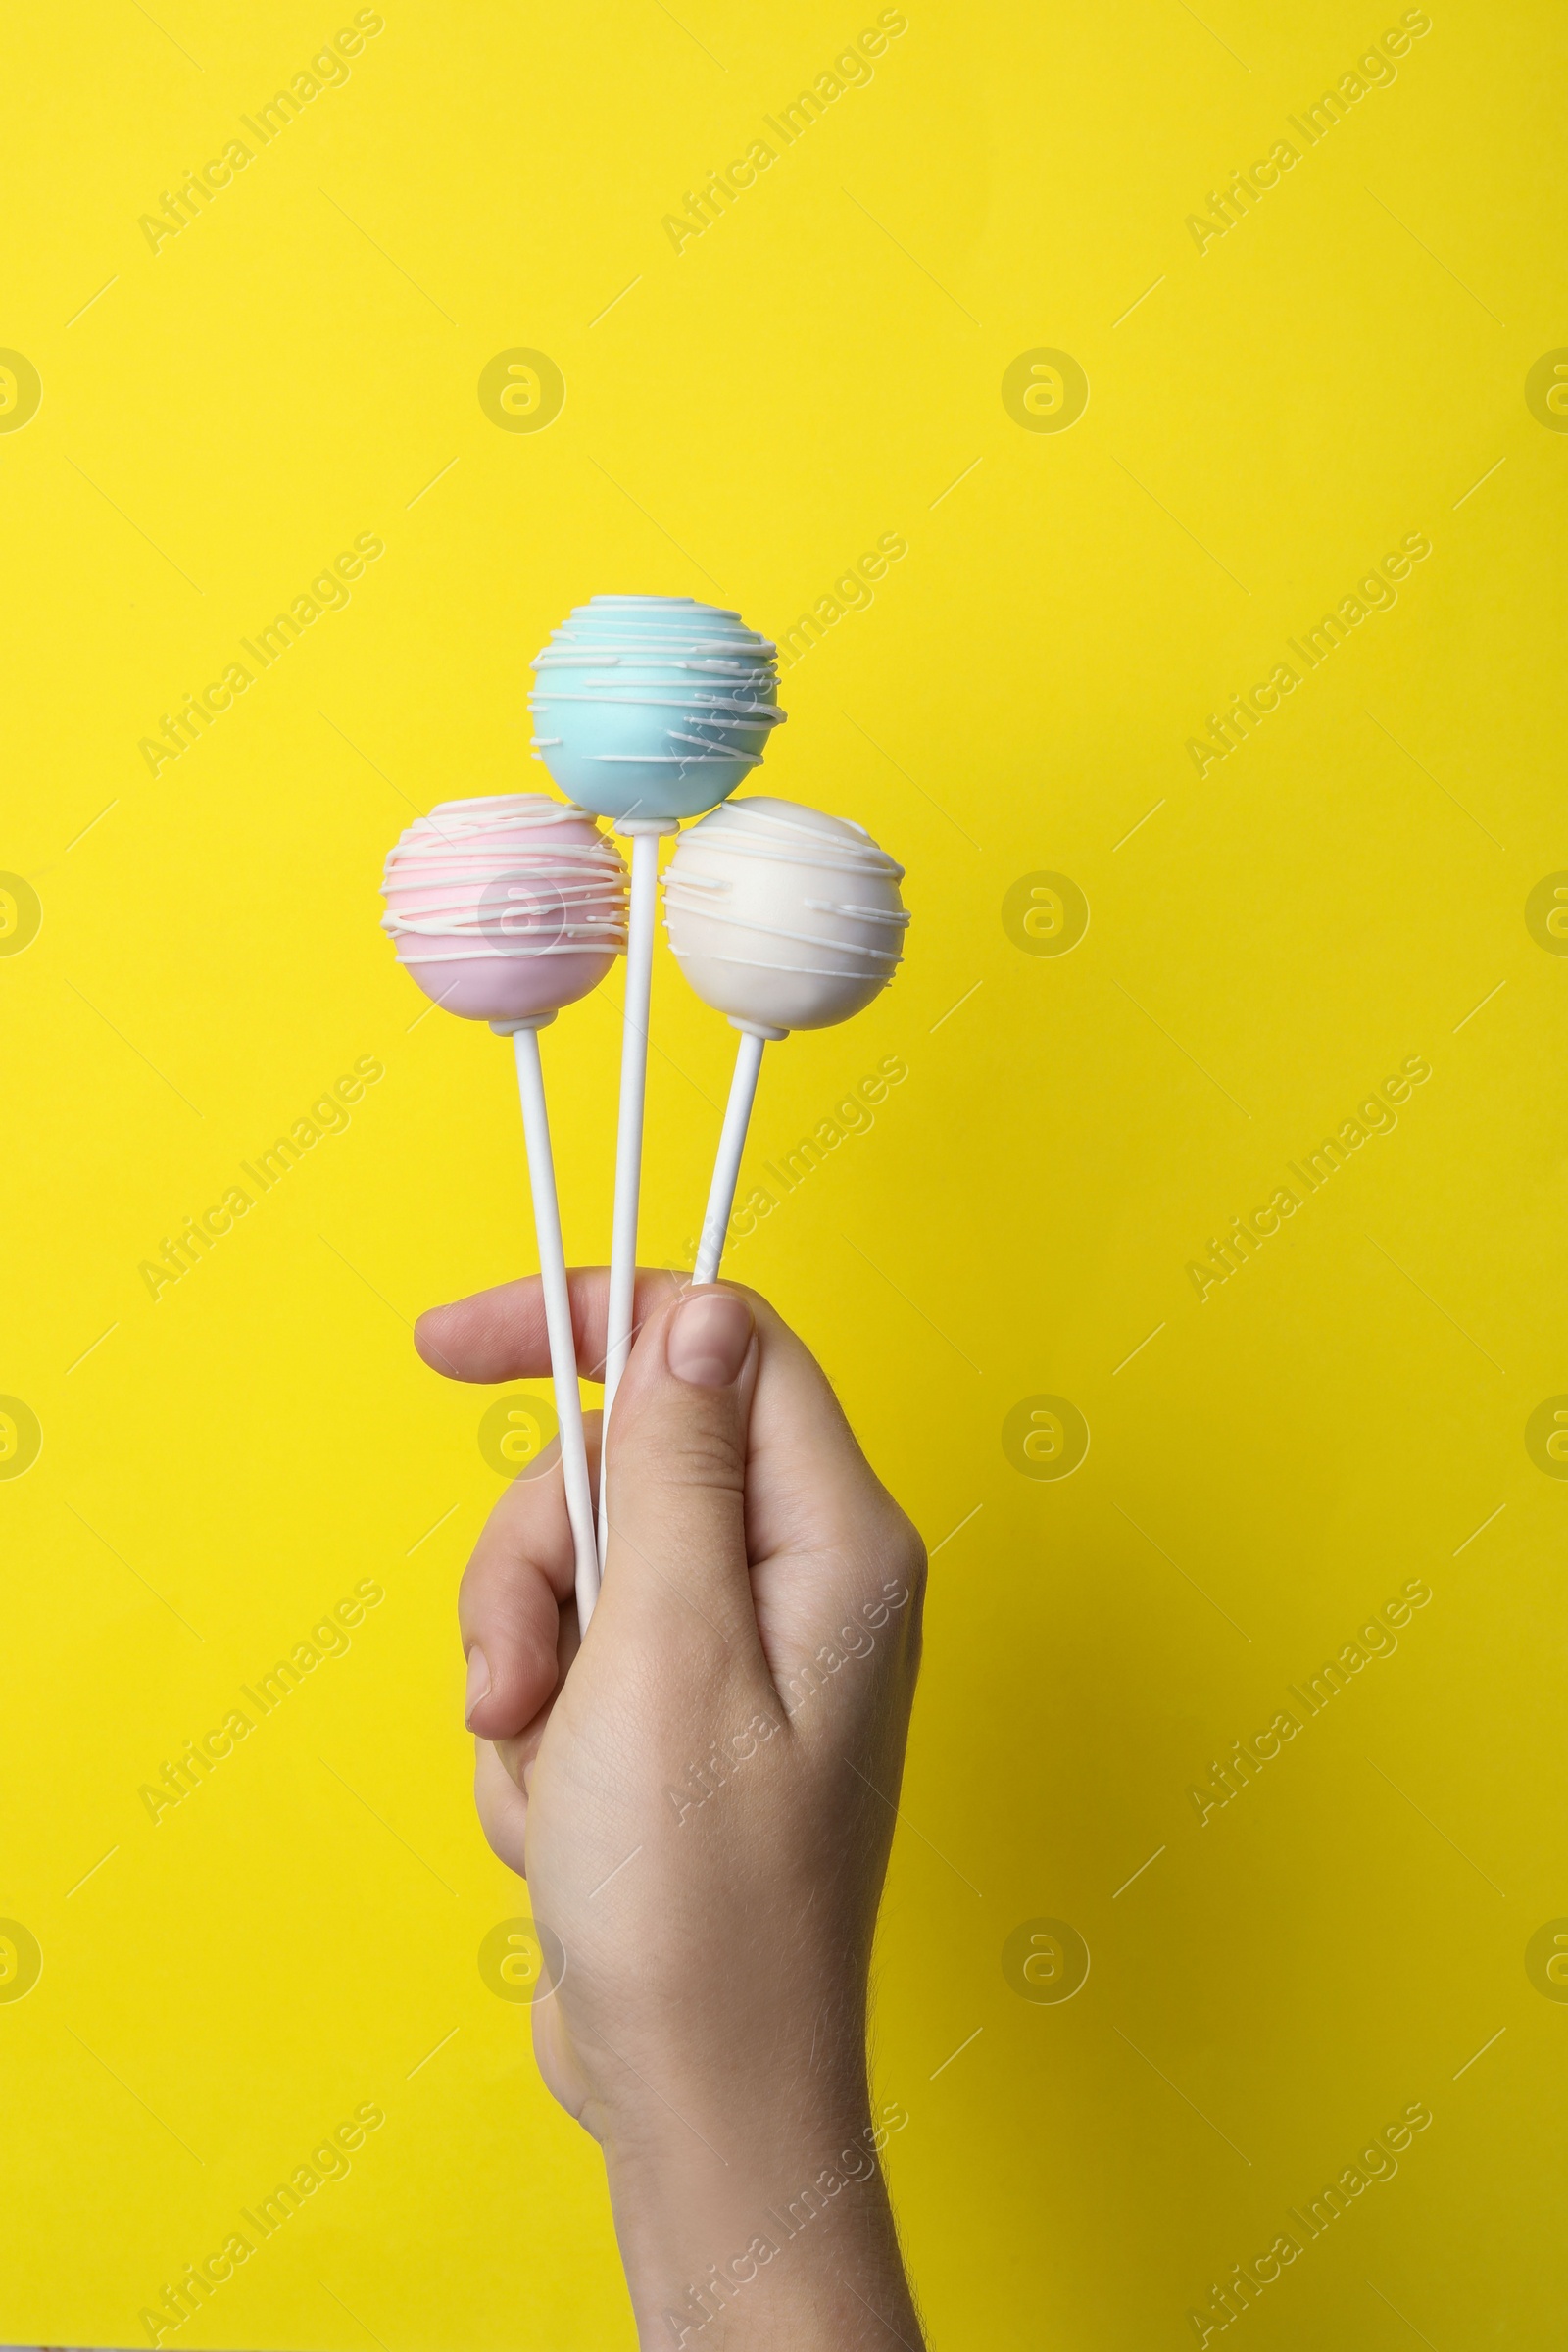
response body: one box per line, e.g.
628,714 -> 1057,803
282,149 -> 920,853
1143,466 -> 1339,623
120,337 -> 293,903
529,595 -> 785,823
529,597 -> 787,1559
662,796 -> 909,1283
381,795 -> 628,1627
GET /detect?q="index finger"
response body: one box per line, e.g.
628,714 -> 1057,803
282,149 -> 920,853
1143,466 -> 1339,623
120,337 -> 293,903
416,1267 -> 683,1386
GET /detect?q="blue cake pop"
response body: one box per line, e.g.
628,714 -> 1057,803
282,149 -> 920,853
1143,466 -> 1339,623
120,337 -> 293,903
529,594 -> 786,822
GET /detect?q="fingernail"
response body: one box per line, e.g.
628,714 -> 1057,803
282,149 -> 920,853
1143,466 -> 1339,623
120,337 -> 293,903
464,1646 -> 491,1726
666,1291 -> 754,1388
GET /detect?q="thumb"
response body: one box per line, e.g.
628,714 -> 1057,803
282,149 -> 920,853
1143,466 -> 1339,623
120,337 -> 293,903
597,1286 -> 760,1646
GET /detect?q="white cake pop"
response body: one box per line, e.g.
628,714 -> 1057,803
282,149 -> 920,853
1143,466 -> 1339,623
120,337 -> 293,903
662,796 -> 910,1281
662,795 -> 907,1035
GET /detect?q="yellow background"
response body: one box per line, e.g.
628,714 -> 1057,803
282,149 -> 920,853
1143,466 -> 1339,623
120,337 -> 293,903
2,0 -> 1563,2342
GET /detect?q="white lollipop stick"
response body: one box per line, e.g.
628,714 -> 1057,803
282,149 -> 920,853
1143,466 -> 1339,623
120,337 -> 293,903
599,819 -> 677,1561
665,799 -> 909,1285
379,794 -> 628,1627
693,1021 -> 785,1285
502,1016 -> 601,1629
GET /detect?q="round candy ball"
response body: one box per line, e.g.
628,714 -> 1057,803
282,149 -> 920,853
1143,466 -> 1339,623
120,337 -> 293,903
662,795 -> 909,1033
530,594 -> 786,823
381,795 -> 627,1023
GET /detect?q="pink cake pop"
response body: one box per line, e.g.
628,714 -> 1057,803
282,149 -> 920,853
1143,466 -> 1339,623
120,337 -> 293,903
381,794 -> 627,1024
380,794 -> 629,1628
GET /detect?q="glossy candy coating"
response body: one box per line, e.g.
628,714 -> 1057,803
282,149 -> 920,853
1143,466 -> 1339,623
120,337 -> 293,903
662,795 -> 908,1033
530,595 -> 786,823
380,795 -> 627,1022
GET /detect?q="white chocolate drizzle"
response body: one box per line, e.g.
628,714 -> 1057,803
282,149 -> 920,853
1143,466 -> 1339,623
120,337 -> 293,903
380,795 -> 628,966
530,597 -> 786,774
662,799 -> 908,986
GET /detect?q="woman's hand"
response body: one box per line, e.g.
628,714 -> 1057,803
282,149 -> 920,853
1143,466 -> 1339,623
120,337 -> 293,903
416,1271 -> 927,2349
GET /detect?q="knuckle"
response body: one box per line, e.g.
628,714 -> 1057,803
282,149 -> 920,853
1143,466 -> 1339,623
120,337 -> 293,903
632,1398 -> 747,1491
872,1500 -> 927,1593
666,1423 -> 747,1488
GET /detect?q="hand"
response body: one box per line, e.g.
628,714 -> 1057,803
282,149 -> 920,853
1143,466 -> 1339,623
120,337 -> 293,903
416,1271 -> 928,2349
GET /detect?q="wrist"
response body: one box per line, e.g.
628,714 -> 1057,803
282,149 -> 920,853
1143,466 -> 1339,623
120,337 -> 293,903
602,2083 -> 920,2348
